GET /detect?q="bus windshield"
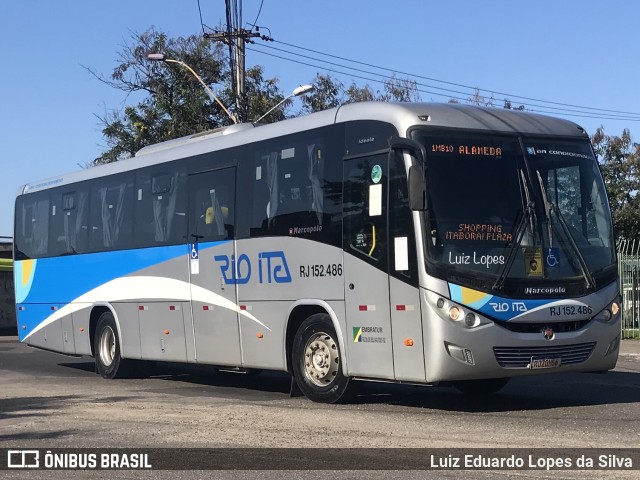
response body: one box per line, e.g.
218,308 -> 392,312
412,131 -> 616,294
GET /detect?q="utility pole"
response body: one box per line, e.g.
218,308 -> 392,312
205,28 -> 260,122
204,0 -> 269,122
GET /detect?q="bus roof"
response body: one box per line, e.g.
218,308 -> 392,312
17,102 -> 588,196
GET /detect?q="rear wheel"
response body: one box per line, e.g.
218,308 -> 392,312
453,377 -> 510,395
292,313 -> 353,403
94,311 -> 131,379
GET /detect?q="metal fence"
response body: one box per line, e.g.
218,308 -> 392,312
618,239 -> 640,339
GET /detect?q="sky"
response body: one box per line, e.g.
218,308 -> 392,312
1,0 -> 639,238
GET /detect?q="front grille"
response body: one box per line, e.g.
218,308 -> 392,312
493,342 -> 596,368
495,319 -> 591,333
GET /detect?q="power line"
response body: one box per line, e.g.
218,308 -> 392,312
274,39 -> 640,118
248,45 -> 640,122
251,43 -> 640,120
247,0 -> 265,29
197,0 -> 206,35
267,39 -> 640,119
195,1 -> 638,123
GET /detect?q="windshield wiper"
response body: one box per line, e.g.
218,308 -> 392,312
493,200 -> 535,291
550,202 -> 596,289
535,170 -> 595,290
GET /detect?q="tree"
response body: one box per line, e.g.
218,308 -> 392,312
90,28 -> 286,164
91,29 -> 425,164
591,127 -> 640,240
301,74 -> 421,114
378,76 -> 421,103
300,73 -> 344,114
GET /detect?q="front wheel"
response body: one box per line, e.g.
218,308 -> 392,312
292,314 -> 354,403
94,311 -> 131,379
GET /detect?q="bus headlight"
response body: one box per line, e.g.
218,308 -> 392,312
594,297 -> 622,323
426,291 -> 489,329
465,312 -> 478,327
449,306 -> 461,321
611,300 -> 620,317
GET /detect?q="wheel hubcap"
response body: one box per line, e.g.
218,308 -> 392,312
303,331 -> 339,387
99,326 -> 116,367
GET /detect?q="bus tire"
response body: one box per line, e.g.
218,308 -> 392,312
94,311 -> 130,379
292,313 -> 353,403
453,377 -> 510,395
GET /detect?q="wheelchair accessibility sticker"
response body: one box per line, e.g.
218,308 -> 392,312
546,247 -> 560,268
190,243 -> 199,275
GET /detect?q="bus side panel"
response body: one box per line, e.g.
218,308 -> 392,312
111,302 -> 142,360
71,305 -> 92,355
189,241 -> 242,367
389,276 -> 426,383
24,305 -> 63,352
138,301 -> 189,362
343,255 -> 394,380
234,238 -> 345,369
239,301 -> 287,370
235,238 -> 344,302
117,248 -> 190,361
61,311 -> 75,354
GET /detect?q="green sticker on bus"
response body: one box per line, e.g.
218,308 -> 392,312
371,165 -> 382,184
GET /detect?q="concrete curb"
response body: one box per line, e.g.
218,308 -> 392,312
618,353 -> 640,362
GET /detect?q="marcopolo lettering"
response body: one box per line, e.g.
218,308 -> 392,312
289,225 -> 323,236
524,287 -> 566,295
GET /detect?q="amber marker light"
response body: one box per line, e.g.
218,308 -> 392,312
611,302 -> 620,316
163,330 -> 170,335
256,333 -> 264,339
79,327 -> 85,332
404,338 -> 414,347
449,306 -> 461,321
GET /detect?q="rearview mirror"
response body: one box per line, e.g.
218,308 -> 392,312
408,165 -> 427,210
388,137 -> 428,211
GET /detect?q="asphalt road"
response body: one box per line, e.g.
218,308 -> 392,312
1,334 -> 639,479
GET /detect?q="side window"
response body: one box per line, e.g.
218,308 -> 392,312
89,173 -> 134,251
63,189 -> 90,254
389,152 -> 418,284
49,190 -> 65,256
250,143 -> 321,235
242,125 -> 343,247
47,188 -> 90,256
135,167 -> 186,247
343,154 -> 388,270
189,168 -> 236,242
249,150 -> 274,236
14,192 -> 50,259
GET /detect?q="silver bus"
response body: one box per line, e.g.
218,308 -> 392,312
14,102 -> 621,402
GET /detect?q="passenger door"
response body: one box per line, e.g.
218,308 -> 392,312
342,151 -> 425,382
343,153 -> 394,379
188,167 -> 242,366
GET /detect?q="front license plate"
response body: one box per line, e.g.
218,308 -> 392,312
529,357 -> 561,369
